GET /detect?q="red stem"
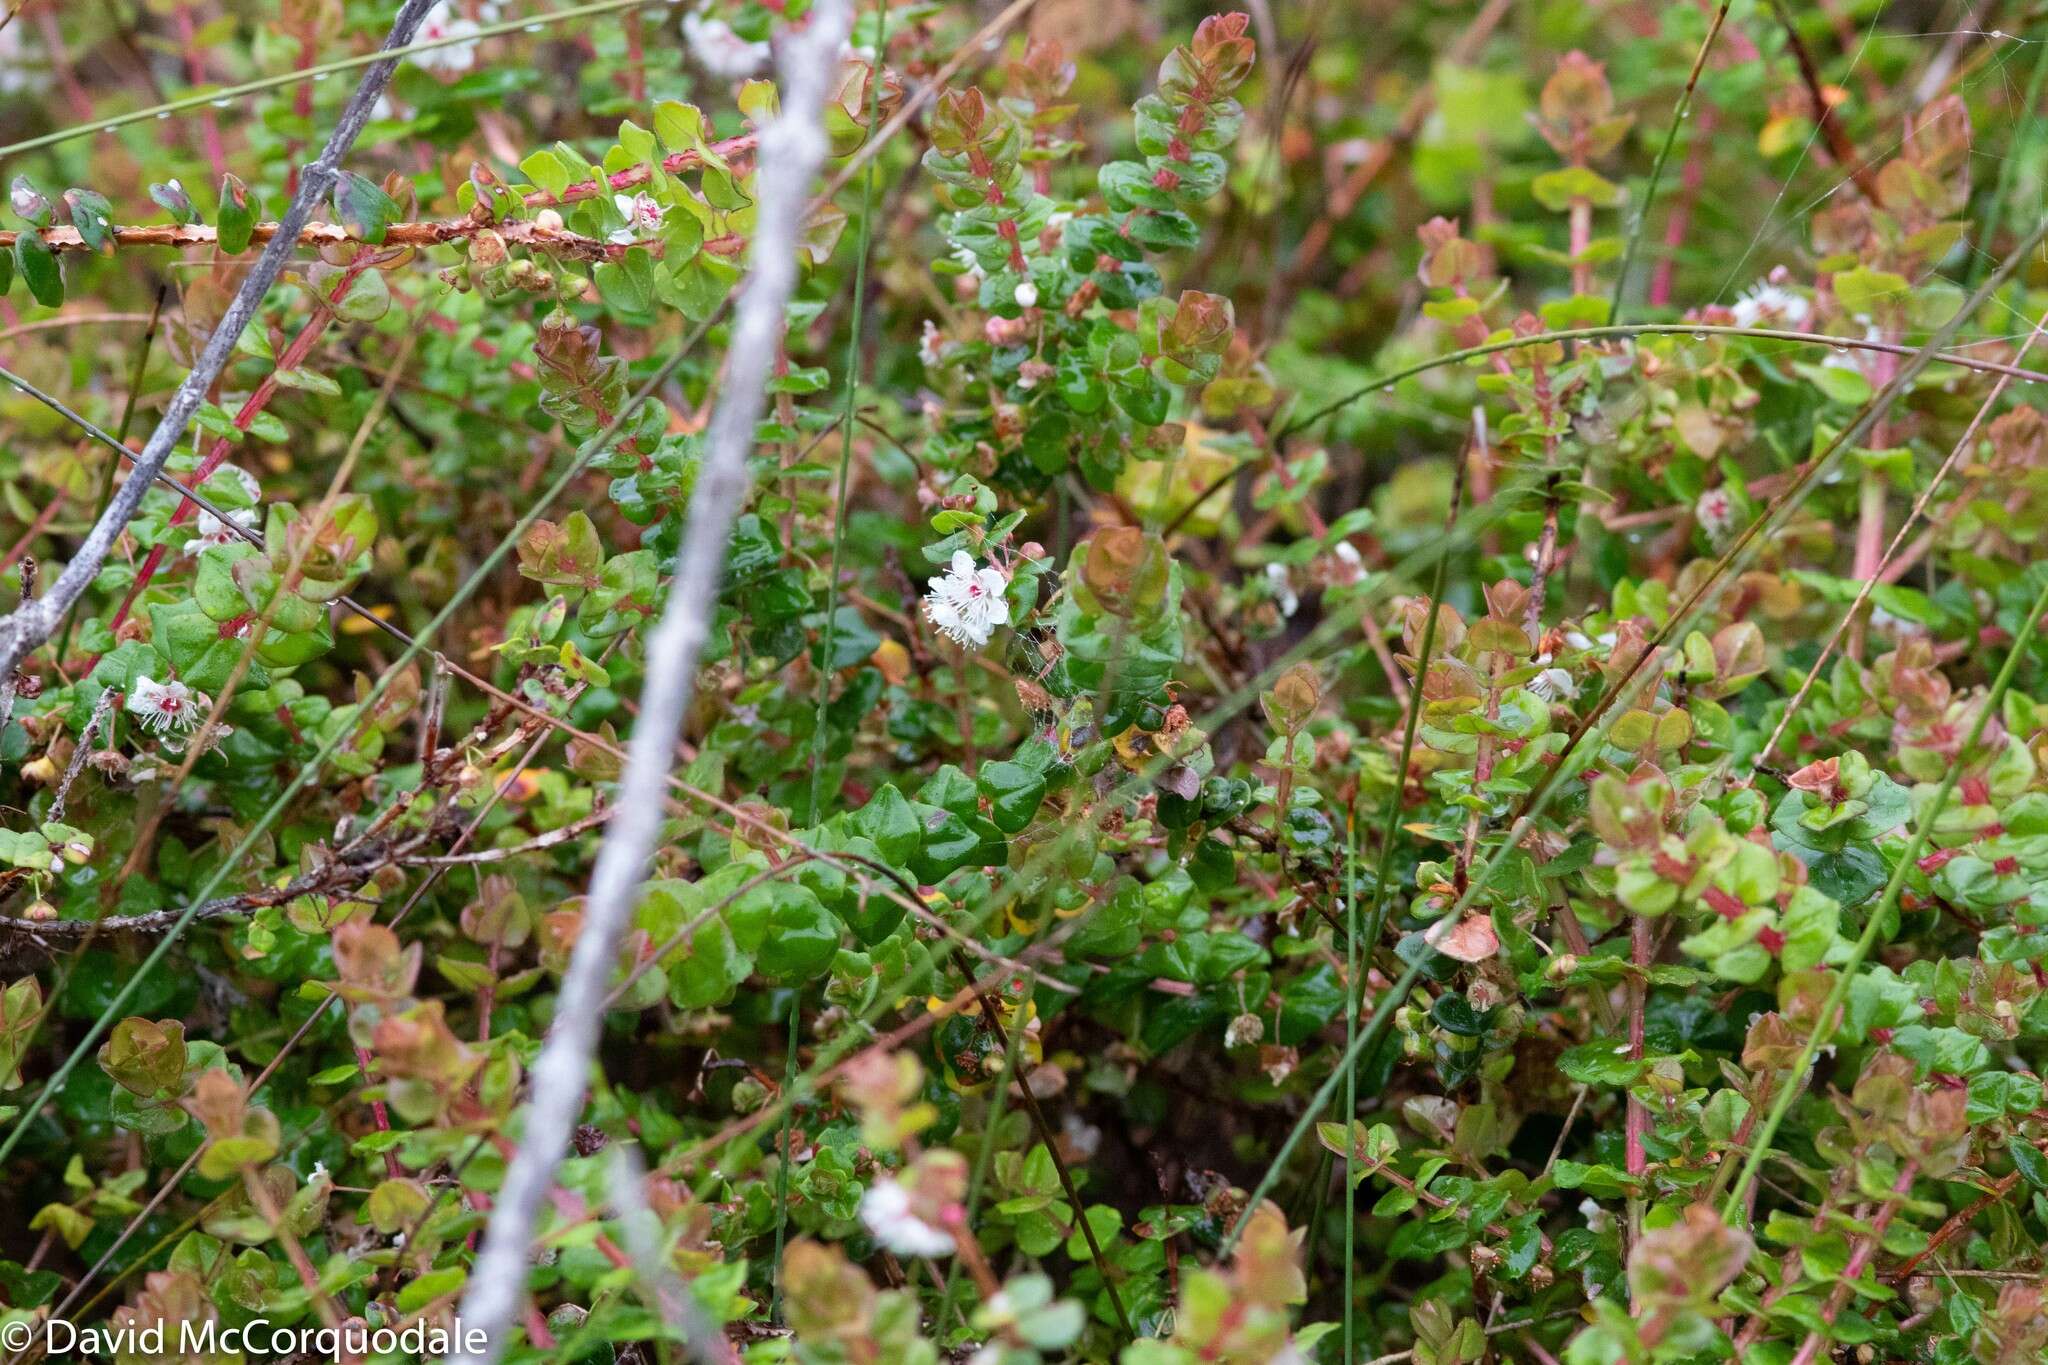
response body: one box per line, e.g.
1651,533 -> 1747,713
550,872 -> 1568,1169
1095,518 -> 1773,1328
1650,106 -> 1714,309
1625,913 -> 1650,1178
104,259 -> 375,637
356,1045 -> 403,1178
1789,1163 -> 1917,1365
174,3 -> 231,180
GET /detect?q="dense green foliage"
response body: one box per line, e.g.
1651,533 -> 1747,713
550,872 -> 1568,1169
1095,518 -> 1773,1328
2,1 -> 2048,1362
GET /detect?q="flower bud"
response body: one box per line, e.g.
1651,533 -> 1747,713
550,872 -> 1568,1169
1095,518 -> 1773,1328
469,228 -> 509,268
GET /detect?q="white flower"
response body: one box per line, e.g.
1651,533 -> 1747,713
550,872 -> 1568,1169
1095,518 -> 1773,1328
126,676 -> 208,737
1695,487 -> 1736,538
1225,1013 -> 1265,1049
1329,539 -> 1364,584
185,507 -> 258,558
682,11 -> 769,77
412,2 -> 482,74
1528,666 -> 1579,702
918,319 -> 950,368
1729,281 -> 1810,329
923,551 -> 1010,649
1265,563 -> 1298,619
9,181 -> 39,217
608,191 -> 665,244
1014,280 -> 1039,309
859,1178 -> 956,1257
949,243 -> 984,282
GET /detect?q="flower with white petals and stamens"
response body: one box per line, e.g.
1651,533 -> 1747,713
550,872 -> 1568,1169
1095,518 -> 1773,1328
1729,281 -> 1811,329
608,192 -> 665,244
923,551 -> 1010,649
681,11 -> 769,77
858,1177 -> 956,1257
1695,487 -> 1736,539
185,507 -> 259,558
1527,666 -> 1579,702
411,1 -> 482,74
126,676 -> 208,737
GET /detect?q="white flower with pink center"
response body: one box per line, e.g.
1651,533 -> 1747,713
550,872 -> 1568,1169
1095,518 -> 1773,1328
185,507 -> 259,558
918,319 -> 951,368
608,192 -> 665,244
1695,487 -> 1736,538
1729,281 -> 1810,329
126,676 -> 208,737
923,551 -> 1010,648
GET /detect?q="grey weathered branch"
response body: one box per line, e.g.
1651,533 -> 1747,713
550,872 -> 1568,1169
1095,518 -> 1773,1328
446,5 -> 856,1361
0,0 -> 439,683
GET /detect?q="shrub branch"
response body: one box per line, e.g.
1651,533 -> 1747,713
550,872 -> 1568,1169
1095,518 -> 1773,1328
0,0 -> 441,685
447,5 -> 857,1360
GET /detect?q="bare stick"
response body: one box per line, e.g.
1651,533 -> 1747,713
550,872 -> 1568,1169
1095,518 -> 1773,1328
0,0 -> 437,684
0,214 -> 629,261
446,6 -> 857,1360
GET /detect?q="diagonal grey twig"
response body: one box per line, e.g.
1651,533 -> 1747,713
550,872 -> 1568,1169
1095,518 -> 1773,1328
447,4 -> 855,1360
0,0 -> 438,683
0,0 -> 446,1188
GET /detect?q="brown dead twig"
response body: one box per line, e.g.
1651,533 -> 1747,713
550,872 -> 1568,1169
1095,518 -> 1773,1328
2,216 -> 625,263
0,135 -> 762,262
0,808 -> 466,957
